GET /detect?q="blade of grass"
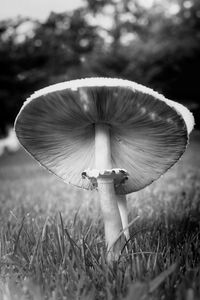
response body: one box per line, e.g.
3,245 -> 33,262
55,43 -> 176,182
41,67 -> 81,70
13,216 -> 25,255
149,263 -> 177,292
64,227 -> 84,272
59,212 -> 65,255
29,230 -> 42,269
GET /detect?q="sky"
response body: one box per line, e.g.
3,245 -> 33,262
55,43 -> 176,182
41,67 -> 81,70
0,0 -> 84,21
0,0 -> 180,22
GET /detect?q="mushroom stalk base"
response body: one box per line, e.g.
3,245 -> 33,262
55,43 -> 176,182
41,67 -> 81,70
97,178 -> 125,260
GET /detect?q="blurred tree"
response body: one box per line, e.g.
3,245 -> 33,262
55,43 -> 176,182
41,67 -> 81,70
83,0 -> 200,127
0,12 -> 97,135
0,0 -> 199,134
84,0 -> 200,98
0,18 -> 42,136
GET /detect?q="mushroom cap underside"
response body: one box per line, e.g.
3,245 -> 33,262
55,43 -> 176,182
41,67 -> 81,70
15,78 -> 194,194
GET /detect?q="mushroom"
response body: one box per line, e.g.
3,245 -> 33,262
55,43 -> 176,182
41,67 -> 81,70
14,78 -> 194,261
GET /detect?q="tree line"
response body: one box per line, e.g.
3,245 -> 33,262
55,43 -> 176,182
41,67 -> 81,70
0,0 -> 199,135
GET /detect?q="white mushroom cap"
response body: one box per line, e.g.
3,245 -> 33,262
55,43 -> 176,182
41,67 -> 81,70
15,78 -> 194,194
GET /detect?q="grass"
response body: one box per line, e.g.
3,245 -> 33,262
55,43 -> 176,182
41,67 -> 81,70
0,131 -> 200,299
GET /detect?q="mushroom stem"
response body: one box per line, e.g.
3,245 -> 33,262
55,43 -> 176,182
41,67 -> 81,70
117,195 -> 130,240
95,124 -> 112,170
98,178 -> 125,258
95,124 -> 125,259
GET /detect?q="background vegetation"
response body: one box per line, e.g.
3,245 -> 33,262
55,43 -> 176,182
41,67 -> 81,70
0,0 -> 200,135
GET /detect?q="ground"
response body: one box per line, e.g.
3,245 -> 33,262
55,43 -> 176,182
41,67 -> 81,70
0,130 -> 200,300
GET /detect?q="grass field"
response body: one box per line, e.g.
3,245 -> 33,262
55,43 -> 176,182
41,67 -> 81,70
0,130 -> 200,299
